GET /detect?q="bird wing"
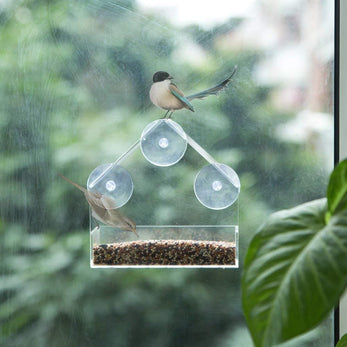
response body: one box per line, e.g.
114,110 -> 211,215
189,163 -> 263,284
187,66 -> 237,100
86,191 -> 137,235
85,191 -> 110,222
169,84 -> 195,112
59,173 -> 137,235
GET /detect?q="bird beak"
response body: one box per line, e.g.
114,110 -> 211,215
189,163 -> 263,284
168,75 -> 174,80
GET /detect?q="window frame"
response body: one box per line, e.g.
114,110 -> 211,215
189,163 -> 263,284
337,0 -> 347,343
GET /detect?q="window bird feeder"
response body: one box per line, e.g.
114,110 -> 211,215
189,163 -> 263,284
89,119 -> 240,268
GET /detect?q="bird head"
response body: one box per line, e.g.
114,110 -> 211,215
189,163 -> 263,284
153,71 -> 173,82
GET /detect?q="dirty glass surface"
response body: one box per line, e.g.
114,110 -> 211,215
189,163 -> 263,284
0,0 -> 334,346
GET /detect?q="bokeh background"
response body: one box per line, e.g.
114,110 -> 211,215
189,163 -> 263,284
0,0 -> 335,346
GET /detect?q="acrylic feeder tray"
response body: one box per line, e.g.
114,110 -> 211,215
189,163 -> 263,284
88,119 -> 240,269
91,224 -> 238,268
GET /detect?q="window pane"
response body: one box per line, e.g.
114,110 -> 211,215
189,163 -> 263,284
0,0 -> 334,346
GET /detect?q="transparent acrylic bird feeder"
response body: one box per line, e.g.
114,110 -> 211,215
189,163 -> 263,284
89,119 -> 239,268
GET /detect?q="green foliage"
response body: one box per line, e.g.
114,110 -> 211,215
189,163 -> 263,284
0,226 -> 243,347
337,334 -> 347,347
327,158 -> 347,216
242,159 -> 347,346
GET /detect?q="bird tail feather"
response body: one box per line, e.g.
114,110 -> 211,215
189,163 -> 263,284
58,173 -> 87,193
187,66 -> 237,101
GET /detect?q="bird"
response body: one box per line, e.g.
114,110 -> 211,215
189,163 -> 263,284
149,66 -> 237,118
58,174 -> 138,236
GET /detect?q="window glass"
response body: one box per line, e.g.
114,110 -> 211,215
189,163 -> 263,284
0,0 -> 334,345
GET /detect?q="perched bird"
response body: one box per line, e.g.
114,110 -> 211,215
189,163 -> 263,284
149,66 -> 237,118
58,174 -> 137,236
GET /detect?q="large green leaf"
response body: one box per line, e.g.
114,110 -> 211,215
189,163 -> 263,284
327,159 -> 347,215
242,198 -> 347,347
337,334 -> 347,347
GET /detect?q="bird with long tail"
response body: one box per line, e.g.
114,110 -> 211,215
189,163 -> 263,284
150,66 -> 237,118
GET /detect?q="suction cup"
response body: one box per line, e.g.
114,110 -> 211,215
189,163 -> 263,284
194,163 -> 240,210
140,119 -> 187,167
87,163 -> 133,209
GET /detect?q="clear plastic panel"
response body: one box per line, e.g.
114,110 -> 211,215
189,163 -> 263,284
89,119 -> 239,268
91,223 -> 238,268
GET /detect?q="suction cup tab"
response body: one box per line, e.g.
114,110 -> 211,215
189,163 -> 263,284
194,163 -> 240,210
87,163 -> 133,209
140,119 -> 187,167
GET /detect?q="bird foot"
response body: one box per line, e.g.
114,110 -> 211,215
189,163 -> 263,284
160,110 -> 175,119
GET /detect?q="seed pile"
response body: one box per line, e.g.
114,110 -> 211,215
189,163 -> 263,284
93,240 -> 236,266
